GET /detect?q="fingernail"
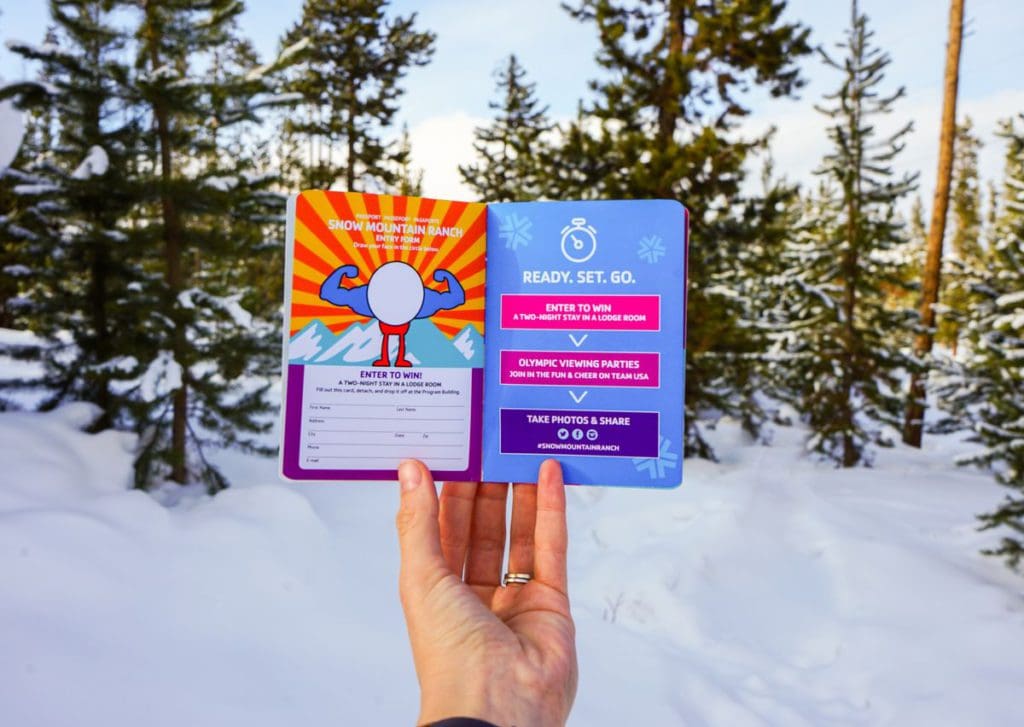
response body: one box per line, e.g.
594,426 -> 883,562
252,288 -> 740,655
398,461 -> 422,492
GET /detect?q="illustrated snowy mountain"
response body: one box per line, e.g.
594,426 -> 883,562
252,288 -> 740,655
288,318 -> 483,368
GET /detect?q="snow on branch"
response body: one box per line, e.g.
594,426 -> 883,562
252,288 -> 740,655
71,146 -> 109,180
244,37 -> 311,82
139,351 -> 183,403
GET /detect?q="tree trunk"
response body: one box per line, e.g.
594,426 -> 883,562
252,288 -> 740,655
147,7 -> 188,483
346,113 -> 356,191
89,242 -> 111,431
842,190 -> 860,467
841,0 -> 865,468
84,40 -> 111,432
656,5 -> 684,162
903,0 -> 965,447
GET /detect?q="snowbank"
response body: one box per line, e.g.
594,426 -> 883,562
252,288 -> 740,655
0,407 -> 1021,726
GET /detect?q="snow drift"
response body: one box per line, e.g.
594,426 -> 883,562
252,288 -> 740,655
0,406 -> 1022,726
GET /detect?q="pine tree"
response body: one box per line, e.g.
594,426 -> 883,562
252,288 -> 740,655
392,123 -> 423,196
941,115 -> 1024,570
0,106 -> 36,331
771,2 -> 917,466
0,1 -> 142,428
901,194 -> 926,304
747,156 -> 807,428
0,3 -> 32,331
279,0 -> 434,191
459,54 -> 552,202
1,22 -> 58,334
902,0 -> 964,447
131,0 -> 301,490
950,118 -> 985,263
193,24 -> 286,323
909,196 -> 928,249
935,118 -> 985,354
555,0 -> 811,457
0,100 -> 47,393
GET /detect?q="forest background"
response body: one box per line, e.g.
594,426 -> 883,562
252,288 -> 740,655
0,0 -> 1023,571
2,2 -> 1024,725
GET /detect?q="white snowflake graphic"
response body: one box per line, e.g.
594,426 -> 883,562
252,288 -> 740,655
637,235 -> 666,264
498,212 -> 533,250
632,436 -> 679,479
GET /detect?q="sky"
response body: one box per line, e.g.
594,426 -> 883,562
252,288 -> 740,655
1,0 -> 1023,203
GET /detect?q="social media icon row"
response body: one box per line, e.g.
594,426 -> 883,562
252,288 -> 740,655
556,428 -> 600,441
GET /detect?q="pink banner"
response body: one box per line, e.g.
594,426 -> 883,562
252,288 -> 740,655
500,350 -> 660,388
500,294 -> 660,331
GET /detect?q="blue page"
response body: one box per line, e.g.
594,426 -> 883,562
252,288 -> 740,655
482,200 -> 688,487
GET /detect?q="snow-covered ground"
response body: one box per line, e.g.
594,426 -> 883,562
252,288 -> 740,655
1,401 -> 1022,726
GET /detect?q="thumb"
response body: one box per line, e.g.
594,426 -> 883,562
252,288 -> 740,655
396,460 -> 447,601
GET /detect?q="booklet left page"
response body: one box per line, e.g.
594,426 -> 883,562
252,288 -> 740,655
280,191 -> 486,481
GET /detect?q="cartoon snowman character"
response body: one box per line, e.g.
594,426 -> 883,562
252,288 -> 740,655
319,262 -> 465,367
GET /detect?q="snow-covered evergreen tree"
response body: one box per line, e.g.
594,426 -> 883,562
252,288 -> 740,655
130,0 -> 300,490
0,103 -> 38,331
941,115 -> 1024,570
192,21 -> 287,323
279,0 -> 434,191
936,118 -> 986,354
0,2 -> 142,428
950,118 -> 986,266
553,0 -> 812,458
459,54 -> 553,202
721,154 -> 804,438
390,123 -> 423,196
770,3 -> 917,466
906,195 -> 927,275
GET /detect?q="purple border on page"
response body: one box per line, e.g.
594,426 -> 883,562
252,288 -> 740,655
282,364 -> 484,481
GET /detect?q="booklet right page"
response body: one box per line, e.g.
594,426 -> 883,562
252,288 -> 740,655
482,199 -> 688,488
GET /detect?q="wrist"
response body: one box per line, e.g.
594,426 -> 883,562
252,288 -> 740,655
420,669 -> 557,727
419,679 -> 516,727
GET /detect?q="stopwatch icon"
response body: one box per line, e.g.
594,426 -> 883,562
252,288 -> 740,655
560,217 -> 597,263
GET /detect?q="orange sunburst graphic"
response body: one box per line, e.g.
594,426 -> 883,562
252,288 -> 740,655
288,191 -> 487,340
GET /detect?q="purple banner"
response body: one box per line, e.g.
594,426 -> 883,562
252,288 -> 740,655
499,408 -> 659,458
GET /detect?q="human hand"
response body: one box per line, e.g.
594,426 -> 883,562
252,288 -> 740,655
396,459 -> 578,727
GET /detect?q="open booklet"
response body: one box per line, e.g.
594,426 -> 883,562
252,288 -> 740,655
280,191 -> 687,487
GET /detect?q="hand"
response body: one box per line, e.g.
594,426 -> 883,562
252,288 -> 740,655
396,459 -> 578,727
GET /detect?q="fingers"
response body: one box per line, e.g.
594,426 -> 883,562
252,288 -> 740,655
439,481 -> 477,576
396,460 -> 447,601
463,482 -> 509,587
407,460 -> 565,597
534,459 -> 569,595
507,482 -> 537,576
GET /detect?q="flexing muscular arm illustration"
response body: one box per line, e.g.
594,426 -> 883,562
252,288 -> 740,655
319,265 -> 372,316
418,269 -> 465,318
319,263 -> 466,367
